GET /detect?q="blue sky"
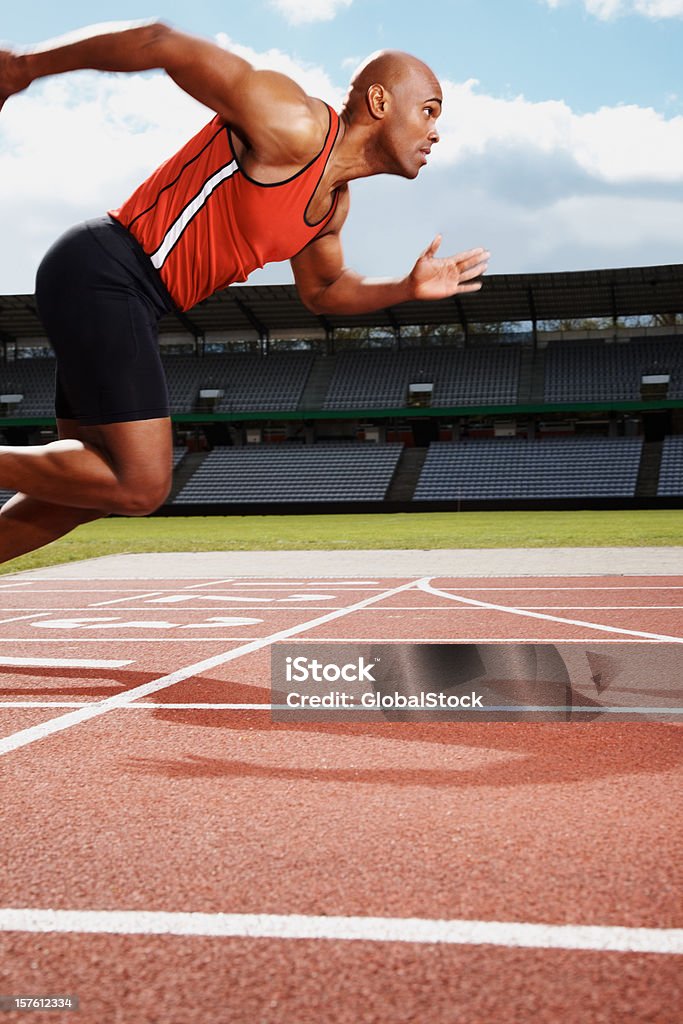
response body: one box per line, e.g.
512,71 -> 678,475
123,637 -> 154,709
1,0 -> 682,294
4,0 -> 681,113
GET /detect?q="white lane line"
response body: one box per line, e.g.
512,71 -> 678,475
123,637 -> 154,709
0,606 -> 346,612
439,586 -> 683,591
3,606 -> 683,613
275,637 -> 681,644
0,577 -> 425,757
471,606 -> 683,611
420,580 -> 683,643
90,591 -> 167,608
0,908 -> 680,955
181,578 -> 237,590
361,605 -> 683,611
0,638 -> 260,643
149,595 -> 273,604
0,701 -> 679,714
0,702 -> 270,709
0,613 -> 52,626
0,637 -> 672,645
0,657 -> 133,669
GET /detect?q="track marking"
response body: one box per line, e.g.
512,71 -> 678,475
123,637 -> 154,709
149,595 -> 273,604
90,591 -> 167,607
3,605 -> 683,613
0,606 -> 344,612
0,701 -> 679,714
0,613 -> 53,626
32,618 -> 177,630
419,580 -> 683,643
181,578 -> 237,590
438,586 -> 683,591
183,617 -> 263,629
0,657 -> 133,669
0,908 -> 680,955
0,577 -> 426,757
0,634 -> 675,643
0,638 -> 262,643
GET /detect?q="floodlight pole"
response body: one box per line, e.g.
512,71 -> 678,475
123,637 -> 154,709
173,309 -> 205,356
385,307 -> 401,349
454,297 -> 468,347
527,287 -> 538,351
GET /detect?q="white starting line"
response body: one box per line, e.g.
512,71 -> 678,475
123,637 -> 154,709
0,657 -> 133,669
0,907 -> 680,955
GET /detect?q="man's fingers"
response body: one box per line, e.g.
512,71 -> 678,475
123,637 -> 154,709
452,246 -> 488,264
458,248 -> 490,267
420,234 -> 442,259
459,257 -> 489,282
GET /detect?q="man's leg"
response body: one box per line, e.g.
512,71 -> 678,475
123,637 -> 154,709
0,494 -> 103,564
0,416 -> 173,564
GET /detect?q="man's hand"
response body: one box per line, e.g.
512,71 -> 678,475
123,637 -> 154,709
409,236 -> 490,301
292,213 -> 491,316
0,49 -> 29,113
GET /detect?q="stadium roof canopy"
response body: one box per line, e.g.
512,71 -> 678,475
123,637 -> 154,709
1,263 -> 681,343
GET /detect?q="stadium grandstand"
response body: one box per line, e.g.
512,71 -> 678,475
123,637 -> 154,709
1,262 -> 681,513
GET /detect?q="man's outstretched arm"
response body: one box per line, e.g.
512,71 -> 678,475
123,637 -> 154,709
0,21 -> 318,155
291,208 -> 490,316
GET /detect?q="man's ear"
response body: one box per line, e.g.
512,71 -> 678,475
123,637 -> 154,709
366,83 -> 388,119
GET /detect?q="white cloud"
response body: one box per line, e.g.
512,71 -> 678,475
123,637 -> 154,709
269,0 -> 353,25
435,79 -> 683,184
544,0 -> 683,17
215,34 -> 344,105
585,0 -> 625,17
634,0 -> 683,15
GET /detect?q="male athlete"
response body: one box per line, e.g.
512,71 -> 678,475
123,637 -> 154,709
0,22 -> 489,563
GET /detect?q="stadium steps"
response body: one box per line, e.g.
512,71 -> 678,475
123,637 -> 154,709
168,451 -> 209,503
385,447 -> 428,501
528,346 -> 547,404
635,440 -> 663,497
297,355 -> 337,410
517,346 -> 536,403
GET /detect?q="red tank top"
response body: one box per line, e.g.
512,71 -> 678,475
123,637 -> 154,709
109,104 -> 340,311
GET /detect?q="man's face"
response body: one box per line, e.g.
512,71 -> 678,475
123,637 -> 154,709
381,66 -> 442,179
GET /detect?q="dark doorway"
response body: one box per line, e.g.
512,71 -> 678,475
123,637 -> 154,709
642,410 -> 671,443
412,418 -> 440,447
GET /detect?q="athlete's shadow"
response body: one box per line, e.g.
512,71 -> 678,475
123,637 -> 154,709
127,645 -> 683,789
0,664 -> 152,697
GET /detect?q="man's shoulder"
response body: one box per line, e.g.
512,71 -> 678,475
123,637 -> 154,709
280,95 -> 335,163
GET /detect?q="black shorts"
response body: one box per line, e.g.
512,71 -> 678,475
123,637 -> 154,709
35,217 -> 175,426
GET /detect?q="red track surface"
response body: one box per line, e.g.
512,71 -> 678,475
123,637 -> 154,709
0,574 -> 681,1023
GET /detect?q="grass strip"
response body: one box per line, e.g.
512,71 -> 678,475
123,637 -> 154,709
1,509 -> 681,576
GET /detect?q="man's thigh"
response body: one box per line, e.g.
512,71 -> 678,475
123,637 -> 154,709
58,415 -> 173,496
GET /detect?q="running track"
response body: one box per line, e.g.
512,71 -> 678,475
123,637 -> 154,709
0,571 -> 681,1023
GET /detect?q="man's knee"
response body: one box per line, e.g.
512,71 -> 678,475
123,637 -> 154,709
107,475 -> 172,517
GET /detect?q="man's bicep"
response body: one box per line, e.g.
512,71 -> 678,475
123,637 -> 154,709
290,231 -> 347,308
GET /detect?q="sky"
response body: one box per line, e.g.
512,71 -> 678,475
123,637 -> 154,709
1,0 -> 682,295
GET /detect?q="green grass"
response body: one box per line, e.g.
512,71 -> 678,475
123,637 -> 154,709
2,509 -> 681,575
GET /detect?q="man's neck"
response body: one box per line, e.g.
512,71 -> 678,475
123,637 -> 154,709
327,112 -> 390,186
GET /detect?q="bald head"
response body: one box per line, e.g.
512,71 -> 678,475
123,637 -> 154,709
338,49 -> 442,180
343,50 -> 440,120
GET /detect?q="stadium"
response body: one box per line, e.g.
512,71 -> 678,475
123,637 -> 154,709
1,260 -> 681,1024
1,261 -> 682,516
1,4 -> 682,1024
